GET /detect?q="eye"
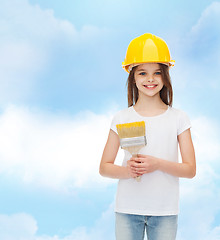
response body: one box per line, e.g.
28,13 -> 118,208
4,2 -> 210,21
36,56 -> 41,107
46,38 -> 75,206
155,71 -> 161,75
139,72 -> 146,76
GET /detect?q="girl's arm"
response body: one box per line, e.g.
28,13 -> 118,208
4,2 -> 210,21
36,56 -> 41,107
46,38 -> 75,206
129,129 -> 196,178
159,128 -> 196,178
99,129 -> 140,179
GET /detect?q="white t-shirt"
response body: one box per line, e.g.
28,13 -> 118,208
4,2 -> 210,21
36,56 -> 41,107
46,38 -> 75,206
110,106 -> 191,216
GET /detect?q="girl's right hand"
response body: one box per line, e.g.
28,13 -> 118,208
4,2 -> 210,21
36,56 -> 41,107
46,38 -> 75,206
127,160 -> 142,178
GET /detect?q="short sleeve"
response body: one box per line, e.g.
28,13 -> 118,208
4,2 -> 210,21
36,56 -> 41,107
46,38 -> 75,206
110,113 -> 119,134
177,110 -> 192,135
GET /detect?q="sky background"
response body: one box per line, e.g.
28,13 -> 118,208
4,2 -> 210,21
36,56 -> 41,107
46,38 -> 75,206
0,0 -> 220,239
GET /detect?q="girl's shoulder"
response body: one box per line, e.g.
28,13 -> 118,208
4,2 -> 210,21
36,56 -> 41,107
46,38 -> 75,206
169,107 -> 192,135
168,106 -> 190,119
169,107 -> 191,129
113,106 -> 133,117
110,107 -> 134,133
111,106 -> 135,124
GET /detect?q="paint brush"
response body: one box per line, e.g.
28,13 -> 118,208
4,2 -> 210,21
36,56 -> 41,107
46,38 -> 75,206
116,121 -> 147,181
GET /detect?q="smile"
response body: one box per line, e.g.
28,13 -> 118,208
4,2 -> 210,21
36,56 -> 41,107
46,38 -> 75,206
143,84 -> 158,89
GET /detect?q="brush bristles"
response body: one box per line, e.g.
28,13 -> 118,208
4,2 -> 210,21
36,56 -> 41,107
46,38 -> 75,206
116,121 -> 145,139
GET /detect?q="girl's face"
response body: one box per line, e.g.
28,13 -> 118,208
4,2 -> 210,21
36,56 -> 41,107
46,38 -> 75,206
134,63 -> 164,98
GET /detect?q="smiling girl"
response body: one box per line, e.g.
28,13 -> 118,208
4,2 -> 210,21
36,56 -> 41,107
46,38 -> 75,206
99,33 -> 196,240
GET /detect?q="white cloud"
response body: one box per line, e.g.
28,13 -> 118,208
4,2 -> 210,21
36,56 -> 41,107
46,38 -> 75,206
0,105 -> 220,239
0,213 -> 37,240
190,2 -> 220,38
187,1 -> 220,65
177,115 -> 220,239
180,116 -> 220,197
171,1 -> 220,93
64,202 -> 115,240
0,0 -> 75,103
0,204 -> 115,240
0,104 -> 121,191
0,0 -> 78,44
0,0 -> 110,105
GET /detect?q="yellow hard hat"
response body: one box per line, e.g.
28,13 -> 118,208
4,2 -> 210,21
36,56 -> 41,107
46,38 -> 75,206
122,33 -> 175,73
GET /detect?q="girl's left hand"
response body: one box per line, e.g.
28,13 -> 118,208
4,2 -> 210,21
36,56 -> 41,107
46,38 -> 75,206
129,154 -> 160,175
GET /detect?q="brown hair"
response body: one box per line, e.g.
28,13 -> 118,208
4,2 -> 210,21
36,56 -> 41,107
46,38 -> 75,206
126,63 -> 173,107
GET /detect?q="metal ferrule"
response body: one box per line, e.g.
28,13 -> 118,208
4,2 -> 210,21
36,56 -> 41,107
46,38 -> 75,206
120,136 -> 147,148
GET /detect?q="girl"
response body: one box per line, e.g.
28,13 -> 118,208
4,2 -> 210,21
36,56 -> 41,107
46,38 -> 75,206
99,33 -> 196,240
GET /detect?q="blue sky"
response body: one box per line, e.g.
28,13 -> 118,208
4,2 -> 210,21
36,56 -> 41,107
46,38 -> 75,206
0,0 -> 220,239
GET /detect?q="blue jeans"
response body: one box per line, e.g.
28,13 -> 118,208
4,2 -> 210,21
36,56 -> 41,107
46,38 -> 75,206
115,212 -> 178,240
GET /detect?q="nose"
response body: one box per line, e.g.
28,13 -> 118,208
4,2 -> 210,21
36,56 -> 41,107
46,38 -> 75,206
146,72 -> 158,82
147,75 -> 154,82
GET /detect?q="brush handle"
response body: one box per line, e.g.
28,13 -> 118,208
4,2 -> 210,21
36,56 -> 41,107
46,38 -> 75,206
135,176 -> 141,182
123,145 -> 146,182
132,153 -> 141,182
